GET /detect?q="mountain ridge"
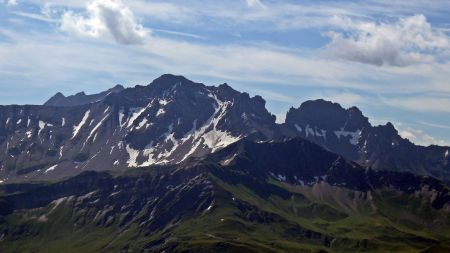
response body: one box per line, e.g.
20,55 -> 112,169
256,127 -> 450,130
0,74 -> 449,184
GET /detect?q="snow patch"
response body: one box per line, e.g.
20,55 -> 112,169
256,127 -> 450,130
59,146 -> 64,158
277,174 -> 286,182
202,130 -> 240,152
136,117 -> 148,129
334,128 -> 361,145
44,164 -> 58,173
220,153 -> 238,166
72,110 -> 90,139
269,172 -> 287,182
84,113 -> 109,146
205,202 -> 214,212
305,125 -> 326,139
159,99 -> 169,105
118,109 -> 126,127
50,197 -> 67,212
156,108 -> 166,117
294,124 -> 302,132
38,120 -> 46,136
126,144 -> 139,167
305,125 -> 315,137
126,144 -> 157,167
127,107 -> 148,128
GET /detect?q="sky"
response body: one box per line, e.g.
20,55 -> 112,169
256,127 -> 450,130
0,0 -> 450,146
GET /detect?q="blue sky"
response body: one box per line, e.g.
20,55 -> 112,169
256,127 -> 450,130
1,0 -> 450,146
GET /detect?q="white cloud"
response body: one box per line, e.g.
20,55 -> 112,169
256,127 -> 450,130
418,121 -> 450,130
245,0 -> 264,9
382,96 -> 450,113
61,0 -> 149,45
3,0 -> 17,6
12,11 -> 58,23
399,126 -> 449,146
325,14 -> 450,66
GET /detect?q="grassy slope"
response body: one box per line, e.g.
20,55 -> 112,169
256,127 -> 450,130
1,169 -> 449,253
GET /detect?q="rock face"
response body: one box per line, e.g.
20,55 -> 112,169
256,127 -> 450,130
0,74 -> 277,183
284,99 -> 450,180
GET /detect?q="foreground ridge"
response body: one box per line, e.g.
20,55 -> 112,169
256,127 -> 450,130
0,137 -> 449,252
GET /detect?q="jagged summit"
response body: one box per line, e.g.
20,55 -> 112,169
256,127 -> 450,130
1,74 -> 277,183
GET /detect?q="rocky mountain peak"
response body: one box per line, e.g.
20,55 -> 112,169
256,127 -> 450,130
286,99 -> 369,131
0,75 -> 281,183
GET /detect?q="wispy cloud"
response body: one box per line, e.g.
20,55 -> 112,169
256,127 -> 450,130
418,121 -> 450,130
381,96 -> 450,113
152,28 -> 206,40
11,11 -> 58,23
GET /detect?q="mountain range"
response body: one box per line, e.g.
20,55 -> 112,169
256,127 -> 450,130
0,74 -> 449,252
0,74 -> 448,184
